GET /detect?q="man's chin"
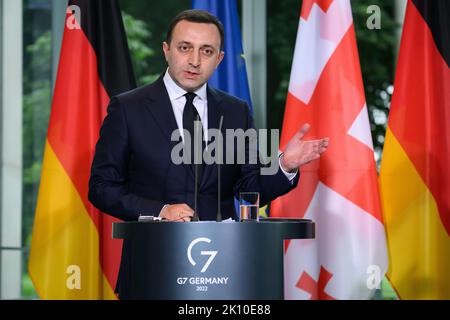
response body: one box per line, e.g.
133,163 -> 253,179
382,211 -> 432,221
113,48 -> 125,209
180,80 -> 204,92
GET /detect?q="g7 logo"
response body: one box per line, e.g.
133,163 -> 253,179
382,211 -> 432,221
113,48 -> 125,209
187,237 -> 218,273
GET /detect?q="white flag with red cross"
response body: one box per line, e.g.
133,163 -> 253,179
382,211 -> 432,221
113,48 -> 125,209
270,0 -> 388,300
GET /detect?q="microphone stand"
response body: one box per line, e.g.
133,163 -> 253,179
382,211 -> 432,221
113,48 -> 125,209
216,116 -> 224,222
191,115 -> 202,222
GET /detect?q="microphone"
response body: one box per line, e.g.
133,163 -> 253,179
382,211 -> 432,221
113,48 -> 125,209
216,115 -> 224,222
191,114 -> 202,222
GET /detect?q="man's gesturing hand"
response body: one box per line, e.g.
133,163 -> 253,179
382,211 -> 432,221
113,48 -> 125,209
280,123 -> 329,172
160,203 -> 194,222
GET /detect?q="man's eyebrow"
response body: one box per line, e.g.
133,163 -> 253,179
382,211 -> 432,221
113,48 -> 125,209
177,41 -> 216,49
176,41 -> 193,46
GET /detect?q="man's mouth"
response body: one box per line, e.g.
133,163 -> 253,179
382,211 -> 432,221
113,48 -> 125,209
184,71 -> 200,79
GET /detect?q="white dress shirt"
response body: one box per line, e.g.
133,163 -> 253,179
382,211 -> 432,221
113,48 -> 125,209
163,70 -> 209,142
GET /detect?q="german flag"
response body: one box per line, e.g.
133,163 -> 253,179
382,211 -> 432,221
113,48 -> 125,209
379,0 -> 450,299
29,0 -> 135,299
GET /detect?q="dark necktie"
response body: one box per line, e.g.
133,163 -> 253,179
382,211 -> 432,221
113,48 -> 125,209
183,92 -> 204,185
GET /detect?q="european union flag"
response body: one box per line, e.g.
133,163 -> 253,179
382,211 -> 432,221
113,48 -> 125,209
192,0 -> 253,113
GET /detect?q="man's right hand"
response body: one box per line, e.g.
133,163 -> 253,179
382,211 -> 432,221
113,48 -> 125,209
159,203 -> 194,222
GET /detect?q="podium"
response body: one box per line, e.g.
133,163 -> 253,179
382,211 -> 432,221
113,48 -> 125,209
112,219 -> 314,300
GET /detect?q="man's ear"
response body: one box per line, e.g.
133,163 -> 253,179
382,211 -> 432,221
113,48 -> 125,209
216,51 -> 225,68
162,41 -> 170,61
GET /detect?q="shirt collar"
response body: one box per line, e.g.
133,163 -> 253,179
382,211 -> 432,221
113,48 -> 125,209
163,69 -> 207,102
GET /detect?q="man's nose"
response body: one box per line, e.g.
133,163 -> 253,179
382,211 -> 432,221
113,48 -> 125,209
188,50 -> 201,67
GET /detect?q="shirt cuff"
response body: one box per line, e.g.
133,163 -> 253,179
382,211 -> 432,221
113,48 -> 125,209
158,204 -> 168,217
278,154 -> 298,182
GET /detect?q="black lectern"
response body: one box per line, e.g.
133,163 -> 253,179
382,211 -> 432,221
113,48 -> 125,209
112,219 -> 314,300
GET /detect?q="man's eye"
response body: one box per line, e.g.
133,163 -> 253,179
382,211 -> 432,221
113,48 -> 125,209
179,45 -> 190,52
202,48 -> 214,56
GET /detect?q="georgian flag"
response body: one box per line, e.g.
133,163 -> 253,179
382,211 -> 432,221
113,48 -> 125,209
271,0 -> 388,300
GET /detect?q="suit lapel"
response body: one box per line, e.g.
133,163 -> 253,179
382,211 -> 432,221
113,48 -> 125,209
144,75 -> 194,180
144,75 -> 179,142
144,77 -> 226,186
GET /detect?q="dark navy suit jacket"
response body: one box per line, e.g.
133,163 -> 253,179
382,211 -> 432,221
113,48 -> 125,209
88,76 -> 299,295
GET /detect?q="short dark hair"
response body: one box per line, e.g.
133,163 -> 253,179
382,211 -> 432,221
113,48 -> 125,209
166,9 -> 225,51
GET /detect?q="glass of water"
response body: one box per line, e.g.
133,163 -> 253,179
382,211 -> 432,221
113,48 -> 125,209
239,192 -> 260,221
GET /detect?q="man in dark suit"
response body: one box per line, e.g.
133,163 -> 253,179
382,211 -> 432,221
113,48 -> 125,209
88,9 -> 328,295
